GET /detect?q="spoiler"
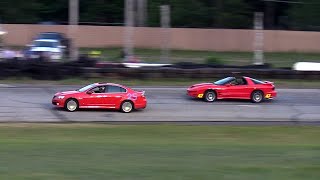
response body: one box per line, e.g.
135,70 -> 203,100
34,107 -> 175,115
136,90 -> 145,96
264,81 -> 274,84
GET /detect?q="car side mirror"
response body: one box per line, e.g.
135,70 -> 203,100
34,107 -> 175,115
87,90 -> 93,94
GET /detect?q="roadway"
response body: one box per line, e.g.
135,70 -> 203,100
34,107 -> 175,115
0,85 -> 319,124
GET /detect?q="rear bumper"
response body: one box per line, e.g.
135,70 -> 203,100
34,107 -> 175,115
134,97 -> 147,109
265,91 -> 277,99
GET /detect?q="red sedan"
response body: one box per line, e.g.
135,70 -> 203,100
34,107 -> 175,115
52,83 -> 147,112
187,76 -> 277,103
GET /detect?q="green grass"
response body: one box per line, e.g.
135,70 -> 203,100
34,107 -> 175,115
1,77 -> 320,88
82,47 -> 320,68
0,124 -> 319,180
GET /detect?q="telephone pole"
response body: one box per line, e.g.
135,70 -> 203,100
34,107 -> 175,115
69,0 -> 79,60
160,5 -> 171,63
124,0 -> 135,61
253,12 -> 264,65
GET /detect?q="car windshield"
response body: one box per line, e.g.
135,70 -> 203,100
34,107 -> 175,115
214,77 -> 235,85
77,84 -> 96,92
38,33 -> 61,40
33,41 -> 58,48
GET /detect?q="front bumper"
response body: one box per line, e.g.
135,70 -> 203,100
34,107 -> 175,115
187,89 -> 203,98
52,97 -> 65,108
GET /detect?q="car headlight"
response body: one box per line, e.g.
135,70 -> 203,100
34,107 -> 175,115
58,95 -> 65,99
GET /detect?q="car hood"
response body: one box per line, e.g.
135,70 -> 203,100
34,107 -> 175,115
55,91 -> 79,96
31,47 -> 60,52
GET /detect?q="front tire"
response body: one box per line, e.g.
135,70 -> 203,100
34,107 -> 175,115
65,99 -> 79,112
204,90 -> 216,102
251,90 -> 263,103
121,101 -> 134,113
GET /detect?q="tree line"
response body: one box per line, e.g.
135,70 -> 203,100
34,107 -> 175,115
0,0 -> 319,30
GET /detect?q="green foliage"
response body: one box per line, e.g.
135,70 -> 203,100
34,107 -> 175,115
0,0 -> 252,29
206,56 -> 224,65
0,0 -> 317,30
287,0 -> 320,30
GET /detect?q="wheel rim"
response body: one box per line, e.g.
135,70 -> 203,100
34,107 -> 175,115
206,92 -> 215,101
122,102 -> 133,112
253,92 -> 262,102
67,100 -> 77,111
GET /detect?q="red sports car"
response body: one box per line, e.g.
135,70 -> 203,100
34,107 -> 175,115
187,76 -> 277,103
52,83 -> 147,112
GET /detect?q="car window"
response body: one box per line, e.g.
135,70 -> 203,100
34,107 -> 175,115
33,41 -> 58,48
77,84 -> 95,92
107,85 -> 126,93
231,78 -> 247,85
38,33 -> 62,40
251,78 -> 265,84
214,77 -> 235,85
90,86 -> 107,93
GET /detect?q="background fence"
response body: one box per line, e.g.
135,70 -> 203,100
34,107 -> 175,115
3,24 -> 320,52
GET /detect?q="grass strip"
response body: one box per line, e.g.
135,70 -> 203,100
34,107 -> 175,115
0,124 -> 319,180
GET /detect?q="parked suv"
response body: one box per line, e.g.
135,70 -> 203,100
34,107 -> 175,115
32,32 -> 70,57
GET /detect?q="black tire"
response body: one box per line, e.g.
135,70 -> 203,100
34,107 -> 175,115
121,101 -> 134,113
251,90 -> 264,103
204,90 -> 217,102
64,98 -> 79,112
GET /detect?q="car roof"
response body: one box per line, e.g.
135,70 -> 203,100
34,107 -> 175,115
95,82 -> 126,87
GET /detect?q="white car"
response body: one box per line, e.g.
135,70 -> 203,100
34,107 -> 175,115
29,39 -> 65,60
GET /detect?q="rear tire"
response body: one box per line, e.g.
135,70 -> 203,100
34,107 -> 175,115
121,101 -> 134,113
204,90 -> 216,102
65,98 -> 79,112
251,90 -> 263,103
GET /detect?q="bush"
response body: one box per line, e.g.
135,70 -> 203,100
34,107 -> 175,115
205,56 -> 224,65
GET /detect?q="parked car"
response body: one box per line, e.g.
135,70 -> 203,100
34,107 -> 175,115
33,32 -> 70,57
52,83 -> 147,113
187,76 -> 277,103
28,39 -> 65,60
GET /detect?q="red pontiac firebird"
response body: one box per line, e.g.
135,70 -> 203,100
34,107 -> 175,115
187,76 -> 277,103
52,83 -> 147,112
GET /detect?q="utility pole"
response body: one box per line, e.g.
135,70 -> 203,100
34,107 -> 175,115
0,22 -> 7,49
137,0 -> 147,27
253,12 -> 264,65
124,0 -> 135,61
160,5 -> 171,63
68,0 -> 79,60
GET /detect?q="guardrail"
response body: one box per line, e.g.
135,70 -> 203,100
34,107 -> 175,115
90,67 -> 320,80
0,60 -> 319,80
